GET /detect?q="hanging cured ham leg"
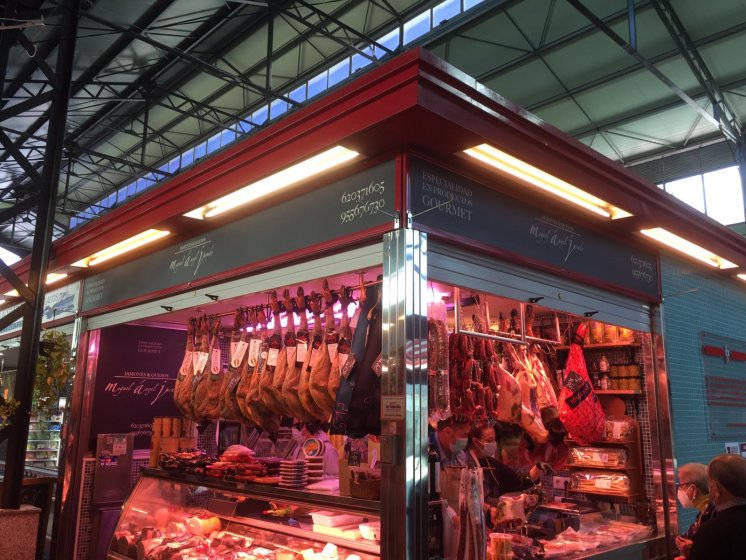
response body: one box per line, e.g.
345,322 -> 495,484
192,316 -> 223,419
245,305 -> 280,433
258,292 -> 285,413
298,293 -> 328,420
309,280 -> 337,416
174,318 -> 198,420
219,309 -> 249,421
282,288 -> 312,420
268,289 -> 295,416
558,322 -> 605,445
327,285 -> 352,402
236,308 -> 260,426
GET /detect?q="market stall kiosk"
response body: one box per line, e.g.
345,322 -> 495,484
35,48 -> 746,560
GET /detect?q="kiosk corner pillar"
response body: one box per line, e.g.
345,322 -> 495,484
381,229 -> 428,560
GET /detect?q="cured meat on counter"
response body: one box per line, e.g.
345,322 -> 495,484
298,293 -> 328,421
219,310 -> 249,422
192,317 -> 223,419
308,280 -> 337,416
282,288 -> 312,420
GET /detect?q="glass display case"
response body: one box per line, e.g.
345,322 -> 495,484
108,469 -> 380,560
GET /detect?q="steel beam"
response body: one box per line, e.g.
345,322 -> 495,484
0,0 -> 80,509
651,0 -> 741,139
567,0 -> 737,143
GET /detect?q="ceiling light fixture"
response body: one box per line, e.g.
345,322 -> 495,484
72,228 -> 171,268
463,143 -> 632,220
640,227 -> 737,269
737,274 -> 746,282
184,145 -> 360,220
4,272 -> 69,297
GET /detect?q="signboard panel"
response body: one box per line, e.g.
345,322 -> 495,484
701,332 -> 746,440
408,158 -> 659,299
90,324 -> 184,449
0,281 -> 80,337
82,161 -> 396,311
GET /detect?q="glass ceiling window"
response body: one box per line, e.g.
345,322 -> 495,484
660,165 -> 745,226
62,0 -> 528,231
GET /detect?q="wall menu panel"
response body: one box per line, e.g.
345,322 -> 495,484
82,161 -> 395,311
409,158 -> 659,299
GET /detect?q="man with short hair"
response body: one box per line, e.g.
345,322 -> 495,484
429,417 -> 470,467
689,454 -> 746,560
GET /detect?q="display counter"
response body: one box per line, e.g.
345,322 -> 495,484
108,469 -> 380,560
553,536 -> 666,560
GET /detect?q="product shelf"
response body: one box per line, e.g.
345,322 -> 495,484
557,342 -> 640,351
144,468 -> 380,516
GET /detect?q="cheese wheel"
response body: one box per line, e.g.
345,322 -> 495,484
186,516 -> 221,535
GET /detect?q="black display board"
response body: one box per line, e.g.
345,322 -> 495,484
90,324 -> 184,449
82,161 -> 396,311
408,158 -> 659,299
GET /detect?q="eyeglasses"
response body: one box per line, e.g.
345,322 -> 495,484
676,482 -> 695,491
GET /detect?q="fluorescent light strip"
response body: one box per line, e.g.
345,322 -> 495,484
737,274 -> 746,282
4,272 -> 69,297
72,229 -> 170,268
463,144 -> 632,220
640,228 -> 737,269
184,146 -> 359,220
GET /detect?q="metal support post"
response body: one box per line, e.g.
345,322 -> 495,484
734,142 -> 746,223
381,229 -> 428,560
0,0 -> 80,509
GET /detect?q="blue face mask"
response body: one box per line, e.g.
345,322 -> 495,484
452,437 -> 468,453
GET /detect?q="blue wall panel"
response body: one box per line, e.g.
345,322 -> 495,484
661,255 -> 746,531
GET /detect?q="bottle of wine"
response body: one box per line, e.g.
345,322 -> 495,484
428,444 -> 441,500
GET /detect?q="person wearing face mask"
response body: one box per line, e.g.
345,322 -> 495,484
674,463 -> 715,559
430,417 -> 470,468
689,454 -> 746,560
465,422 -> 551,519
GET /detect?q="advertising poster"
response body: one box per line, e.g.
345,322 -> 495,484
90,324 -> 184,449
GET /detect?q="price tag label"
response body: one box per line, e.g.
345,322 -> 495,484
296,341 -> 308,364
232,340 -> 249,368
286,347 -> 297,367
612,422 -> 623,440
179,351 -> 193,376
195,351 -> 209,375
267,348 -> 279,367
211,348 -> 221,374
328,343 -> 339,362
248,339 -> 261,367
594,478 -> 612,489
591,452 -> 609,464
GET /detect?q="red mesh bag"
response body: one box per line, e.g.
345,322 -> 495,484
558,323 -> 605,445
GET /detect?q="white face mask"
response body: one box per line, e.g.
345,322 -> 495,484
452,438 -> 468,453
678,486 -> 695,509
481,441 -> 497,457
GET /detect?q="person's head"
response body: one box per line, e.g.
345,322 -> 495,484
302,422 -> 321,437
677,463 -> 708,509
436,417 -> 471,455
466,422 -> 497,459
708,454 -> 746,507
